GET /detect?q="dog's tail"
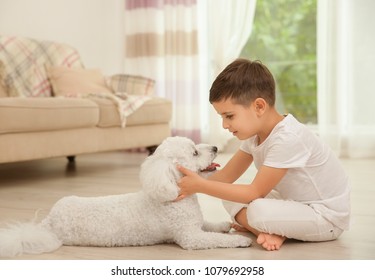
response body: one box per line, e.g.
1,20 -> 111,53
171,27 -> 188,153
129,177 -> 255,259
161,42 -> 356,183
0,222 -> 62,258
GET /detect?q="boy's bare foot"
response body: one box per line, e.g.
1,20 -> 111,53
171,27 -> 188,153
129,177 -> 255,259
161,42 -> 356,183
257,233 -> 286,251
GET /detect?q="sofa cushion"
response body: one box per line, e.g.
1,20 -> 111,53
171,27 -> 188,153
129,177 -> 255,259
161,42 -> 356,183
90,97 -> 172,127
128,97 -> 172,126
47,66 -> 112,96
0,97 -> 99,134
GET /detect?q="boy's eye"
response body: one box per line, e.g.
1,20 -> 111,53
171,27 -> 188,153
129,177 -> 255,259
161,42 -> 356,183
226,114 -> 234,120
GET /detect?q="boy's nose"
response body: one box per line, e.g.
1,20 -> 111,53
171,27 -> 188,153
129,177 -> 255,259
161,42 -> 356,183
222,119 -> 229,129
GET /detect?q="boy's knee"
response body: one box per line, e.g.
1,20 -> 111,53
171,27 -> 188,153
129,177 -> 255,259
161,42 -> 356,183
222,200 -> 247,225
246,199 -> 268,229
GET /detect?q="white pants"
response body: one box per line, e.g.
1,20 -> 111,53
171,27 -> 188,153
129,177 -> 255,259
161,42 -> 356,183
223,191 -> 343,242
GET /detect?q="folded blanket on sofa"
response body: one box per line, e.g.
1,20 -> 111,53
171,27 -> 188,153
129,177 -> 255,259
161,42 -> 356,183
0,36 -> 83,97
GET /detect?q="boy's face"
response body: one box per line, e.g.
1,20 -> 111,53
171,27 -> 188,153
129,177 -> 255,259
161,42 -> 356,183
212,98 -> 261,140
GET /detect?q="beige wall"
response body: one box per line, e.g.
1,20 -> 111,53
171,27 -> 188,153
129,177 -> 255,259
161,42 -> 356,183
0,0 -> 124,75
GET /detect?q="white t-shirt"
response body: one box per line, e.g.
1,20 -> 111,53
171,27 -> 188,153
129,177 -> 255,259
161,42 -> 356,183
240,114 -> 350,230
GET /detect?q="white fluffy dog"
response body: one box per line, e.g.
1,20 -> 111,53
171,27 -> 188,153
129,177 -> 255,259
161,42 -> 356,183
0,136 -> 251,257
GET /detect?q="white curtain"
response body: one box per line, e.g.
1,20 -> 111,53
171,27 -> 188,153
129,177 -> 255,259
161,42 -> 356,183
123,0 -> 256,146
318,0 -> 375,158
201,0 -> 257,149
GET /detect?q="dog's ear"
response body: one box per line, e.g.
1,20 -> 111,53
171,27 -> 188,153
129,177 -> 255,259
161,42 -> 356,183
140,155 -> 180,202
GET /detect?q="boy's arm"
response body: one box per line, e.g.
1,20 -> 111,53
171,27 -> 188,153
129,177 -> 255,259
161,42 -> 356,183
208,149 -> 253,183
176,165 -> 287,204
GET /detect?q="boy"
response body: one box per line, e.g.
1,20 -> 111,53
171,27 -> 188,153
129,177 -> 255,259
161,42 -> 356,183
176,59 -> 350,251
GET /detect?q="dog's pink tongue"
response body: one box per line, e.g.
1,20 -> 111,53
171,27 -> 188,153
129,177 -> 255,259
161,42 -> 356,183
202,162 -> 221,172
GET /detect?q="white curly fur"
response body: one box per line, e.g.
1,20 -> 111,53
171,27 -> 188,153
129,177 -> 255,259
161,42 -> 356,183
0,136 -> 251,257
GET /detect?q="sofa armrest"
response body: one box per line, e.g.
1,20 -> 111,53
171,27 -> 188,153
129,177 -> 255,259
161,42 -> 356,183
0,81 -> 7,97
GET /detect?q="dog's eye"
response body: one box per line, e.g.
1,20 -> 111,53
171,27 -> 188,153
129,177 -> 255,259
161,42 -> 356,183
193,150 -> 199,156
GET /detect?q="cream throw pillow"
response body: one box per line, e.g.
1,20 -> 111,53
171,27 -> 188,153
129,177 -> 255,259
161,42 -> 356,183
47,66 -> 112,96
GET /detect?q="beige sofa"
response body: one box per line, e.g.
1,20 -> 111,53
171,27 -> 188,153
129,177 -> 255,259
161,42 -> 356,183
0,36 -> 172,164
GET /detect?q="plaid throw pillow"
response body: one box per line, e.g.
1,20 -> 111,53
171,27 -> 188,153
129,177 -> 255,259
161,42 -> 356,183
106,74 -> 155,96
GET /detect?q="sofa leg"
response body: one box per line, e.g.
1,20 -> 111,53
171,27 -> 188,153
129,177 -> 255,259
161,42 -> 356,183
67,156 -> 76,163
146,145 -> 158,155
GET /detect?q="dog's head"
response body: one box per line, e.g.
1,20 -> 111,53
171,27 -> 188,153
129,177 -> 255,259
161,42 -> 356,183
140,136 -> 219,202
153,136 -> 219,172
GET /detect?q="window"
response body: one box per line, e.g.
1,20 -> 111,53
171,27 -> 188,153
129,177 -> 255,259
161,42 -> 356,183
240,0 -> 317,124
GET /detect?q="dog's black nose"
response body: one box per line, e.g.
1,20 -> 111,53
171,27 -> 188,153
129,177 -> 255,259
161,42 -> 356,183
212,146 -> 218,153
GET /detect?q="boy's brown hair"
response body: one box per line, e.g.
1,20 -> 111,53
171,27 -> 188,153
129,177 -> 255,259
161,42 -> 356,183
209,58 -> 276,106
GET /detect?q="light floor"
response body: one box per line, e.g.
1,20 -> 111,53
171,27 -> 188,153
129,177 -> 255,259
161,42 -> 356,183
0,151 -> 374,260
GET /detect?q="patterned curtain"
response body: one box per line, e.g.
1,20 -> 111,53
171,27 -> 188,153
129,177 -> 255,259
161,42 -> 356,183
124,0 -> 201,142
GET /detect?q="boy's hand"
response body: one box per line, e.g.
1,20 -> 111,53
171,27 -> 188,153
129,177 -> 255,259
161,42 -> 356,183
174,165 -> 204,201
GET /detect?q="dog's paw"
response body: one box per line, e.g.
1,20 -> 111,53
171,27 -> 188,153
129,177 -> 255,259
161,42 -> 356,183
177,232 -> 252,250
216,221 -> 232,232
231,234 -> 252,247
203,221 -> 232,233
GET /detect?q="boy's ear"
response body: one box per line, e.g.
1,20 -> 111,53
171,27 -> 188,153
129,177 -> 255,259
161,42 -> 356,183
254,98 -> 266,114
